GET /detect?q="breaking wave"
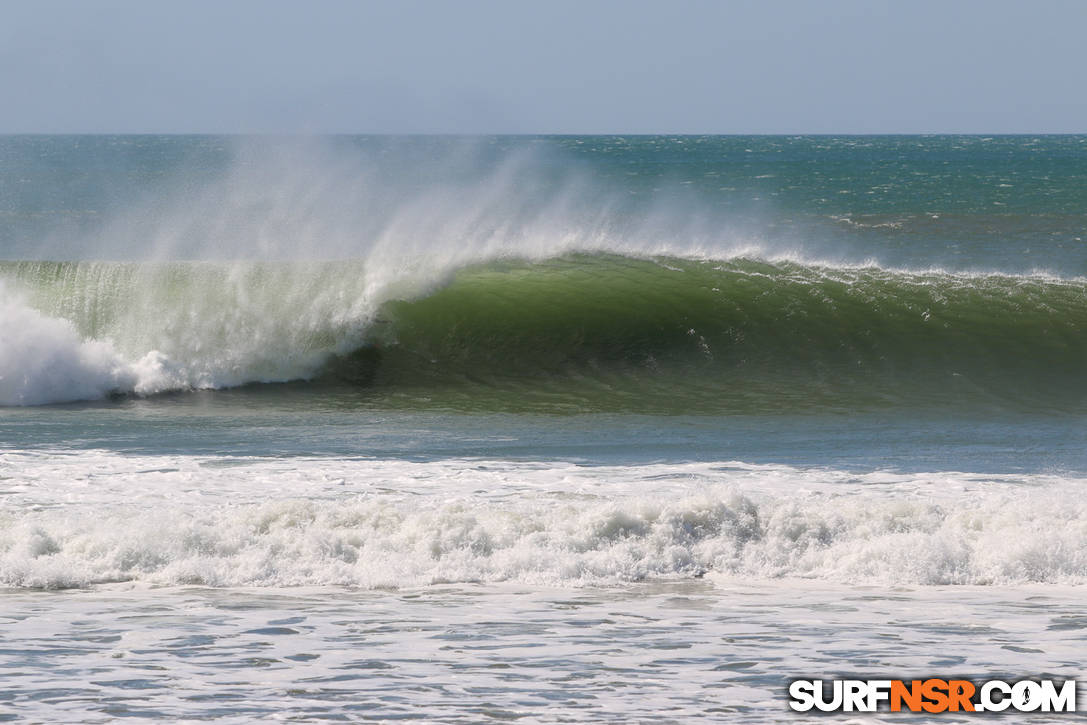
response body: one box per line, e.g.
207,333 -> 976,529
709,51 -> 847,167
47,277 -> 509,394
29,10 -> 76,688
5,136 -> 1087,411
4,254 -> 1087,411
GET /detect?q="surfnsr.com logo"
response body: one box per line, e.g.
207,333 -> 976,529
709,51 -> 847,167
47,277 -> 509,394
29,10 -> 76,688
788,679 -> 1076,713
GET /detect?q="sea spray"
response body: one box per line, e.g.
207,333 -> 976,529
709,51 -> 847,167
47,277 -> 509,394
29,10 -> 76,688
0,137 -> 734,404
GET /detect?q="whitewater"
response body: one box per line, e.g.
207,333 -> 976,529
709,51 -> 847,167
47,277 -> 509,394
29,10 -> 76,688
5,452 -> 1087,589
3,134 -> 1087,721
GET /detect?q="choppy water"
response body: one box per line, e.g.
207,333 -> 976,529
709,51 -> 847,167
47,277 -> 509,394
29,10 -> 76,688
2,135 -> 1087,721
5,582 -> 1085,723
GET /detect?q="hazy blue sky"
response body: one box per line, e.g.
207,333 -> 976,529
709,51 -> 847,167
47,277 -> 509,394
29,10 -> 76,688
3,0 -> 1085,133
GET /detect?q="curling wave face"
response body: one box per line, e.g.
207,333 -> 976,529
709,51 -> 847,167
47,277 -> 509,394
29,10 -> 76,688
4,254 -> 1087,411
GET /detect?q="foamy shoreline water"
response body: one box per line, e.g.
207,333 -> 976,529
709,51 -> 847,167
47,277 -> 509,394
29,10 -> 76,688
3,452 -> 1086,589
3,580 -> 1084,723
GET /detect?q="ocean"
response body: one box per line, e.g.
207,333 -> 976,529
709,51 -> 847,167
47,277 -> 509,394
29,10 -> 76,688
2,135 -> 1086,721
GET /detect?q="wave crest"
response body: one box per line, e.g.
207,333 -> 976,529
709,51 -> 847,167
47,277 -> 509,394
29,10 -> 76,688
5,254 -> 1087,409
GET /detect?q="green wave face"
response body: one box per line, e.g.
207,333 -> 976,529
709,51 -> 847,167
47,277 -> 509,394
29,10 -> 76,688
5,254 -> 1087,413
355,254 -> 1087,413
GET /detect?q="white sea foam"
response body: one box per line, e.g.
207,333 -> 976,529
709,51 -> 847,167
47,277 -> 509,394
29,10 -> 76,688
0,281 -> 230,405
0,284 -> 133,405
7,579 -> 1082,723
2,452 -> 1085,589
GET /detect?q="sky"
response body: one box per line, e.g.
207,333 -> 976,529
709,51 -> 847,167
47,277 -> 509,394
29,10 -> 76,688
2,0 -> 1085,134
